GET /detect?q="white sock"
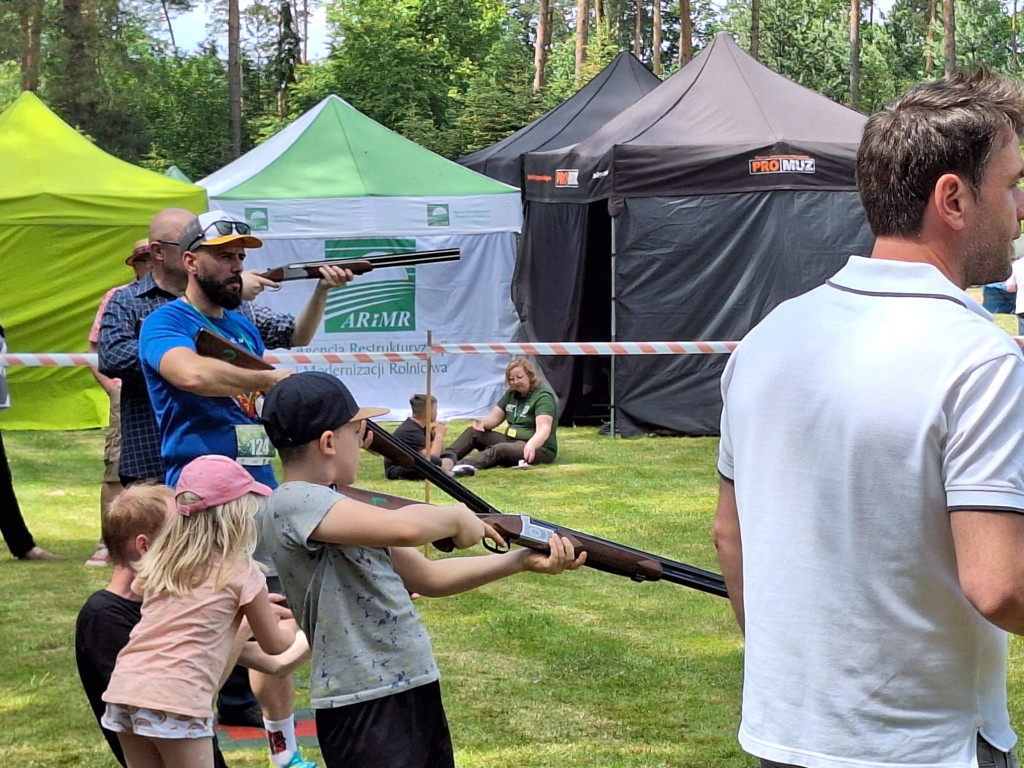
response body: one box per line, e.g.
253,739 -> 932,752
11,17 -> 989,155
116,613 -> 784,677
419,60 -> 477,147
264,716 -> 298,766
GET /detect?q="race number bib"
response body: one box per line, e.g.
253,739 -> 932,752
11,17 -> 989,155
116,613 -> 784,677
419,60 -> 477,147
235,424 -> 275,466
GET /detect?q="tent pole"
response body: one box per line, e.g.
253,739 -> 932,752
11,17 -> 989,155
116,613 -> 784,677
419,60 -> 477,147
609,213 -> 617,439
423,329 -> 433,558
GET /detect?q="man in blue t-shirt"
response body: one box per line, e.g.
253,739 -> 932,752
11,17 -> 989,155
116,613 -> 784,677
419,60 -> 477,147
139,210 -> 354,768
139,211 -> 300,486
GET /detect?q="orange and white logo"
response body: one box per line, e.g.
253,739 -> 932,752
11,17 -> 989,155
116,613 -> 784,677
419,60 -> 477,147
748,154 -> 816,174
555,169 -> 580,187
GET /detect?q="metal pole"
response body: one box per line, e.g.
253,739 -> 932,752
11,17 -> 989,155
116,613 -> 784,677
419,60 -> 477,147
609,216 -> 617,439
423,329 -> 433,557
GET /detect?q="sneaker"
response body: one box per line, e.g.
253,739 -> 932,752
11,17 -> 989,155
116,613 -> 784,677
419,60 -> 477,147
451,464 -> 476,478
85,543 -> 112,567
272,751 -> 317,768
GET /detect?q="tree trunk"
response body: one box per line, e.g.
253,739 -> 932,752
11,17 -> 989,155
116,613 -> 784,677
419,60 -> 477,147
575,0 -> 588,85
925,0 -> 936,75
18,0 -> 44,91
943,0 -> 955,76
1013,0 -> 1018,69
301,0 -> 308,64
677,0 -> 692,67
228,0 -> 243,157
159,0 -> 178,52
534,0 -> 550,90
62,0 -> 93,128
633,0 -> 643,58
653,0 -> 662,75
594,0 -> 603,30
750,0 -> 761,60
849,0 -> 860,110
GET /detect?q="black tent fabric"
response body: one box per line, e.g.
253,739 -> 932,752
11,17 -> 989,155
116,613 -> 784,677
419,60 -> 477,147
458,52 -> 660,189
518,32 -> 875,435
523,32 -> 865,202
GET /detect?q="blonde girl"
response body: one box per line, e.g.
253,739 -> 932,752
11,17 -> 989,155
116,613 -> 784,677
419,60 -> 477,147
102,455 -> 296,768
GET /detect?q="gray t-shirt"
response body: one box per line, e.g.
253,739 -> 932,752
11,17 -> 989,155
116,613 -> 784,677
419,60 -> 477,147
262,481 -> 439,708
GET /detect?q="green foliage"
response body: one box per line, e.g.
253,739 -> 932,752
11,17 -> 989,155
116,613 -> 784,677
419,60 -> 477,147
138,52 -> 232,179
2,0 -> 1024,175
448,35 -> 547,155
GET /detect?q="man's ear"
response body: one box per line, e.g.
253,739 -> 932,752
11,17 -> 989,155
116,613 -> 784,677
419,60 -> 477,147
933,172 -> 972,232
182,250 -> 200,275
135,532 -> 151,557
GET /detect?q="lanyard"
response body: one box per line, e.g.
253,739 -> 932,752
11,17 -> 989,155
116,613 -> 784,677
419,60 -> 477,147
510,393 -> 528,424
180,296 -> 255,353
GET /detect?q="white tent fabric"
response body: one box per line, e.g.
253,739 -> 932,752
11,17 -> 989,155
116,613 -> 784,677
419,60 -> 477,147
199,96 -> 524,420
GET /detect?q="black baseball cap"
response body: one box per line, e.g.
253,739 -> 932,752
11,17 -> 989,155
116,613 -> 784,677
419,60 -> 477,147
261,372 -> 388,448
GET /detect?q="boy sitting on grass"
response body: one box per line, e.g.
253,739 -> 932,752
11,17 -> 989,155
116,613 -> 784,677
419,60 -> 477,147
258,371 -> 585,768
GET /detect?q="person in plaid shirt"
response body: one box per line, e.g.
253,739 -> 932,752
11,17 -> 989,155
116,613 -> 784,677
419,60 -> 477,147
98,208 -> 338,486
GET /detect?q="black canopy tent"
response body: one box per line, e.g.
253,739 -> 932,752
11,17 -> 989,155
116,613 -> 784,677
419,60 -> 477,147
458,52 -> 661,423
520,32 -> 875,435
458,52 -> 661,189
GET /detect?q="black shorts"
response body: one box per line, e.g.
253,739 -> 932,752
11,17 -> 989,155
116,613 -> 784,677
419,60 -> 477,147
315,680 -> 453,768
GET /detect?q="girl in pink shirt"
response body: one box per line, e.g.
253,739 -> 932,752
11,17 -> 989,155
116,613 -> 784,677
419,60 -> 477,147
102,455 -> 296,768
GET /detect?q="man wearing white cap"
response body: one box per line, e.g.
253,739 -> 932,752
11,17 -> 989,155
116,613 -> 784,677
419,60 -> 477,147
138,210 -> 350,768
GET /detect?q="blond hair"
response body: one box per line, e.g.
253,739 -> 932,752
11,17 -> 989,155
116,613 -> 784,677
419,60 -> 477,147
133,493 -> 260,596
506,357 -> 540,390
104,484 -> 173,567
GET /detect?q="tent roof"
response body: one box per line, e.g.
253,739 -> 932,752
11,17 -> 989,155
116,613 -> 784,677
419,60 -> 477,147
200,95 -> 518,200
0,92 -> 206,224
164,164 -> 193,183
524,32 -> 867,202
458,52 -> 660,188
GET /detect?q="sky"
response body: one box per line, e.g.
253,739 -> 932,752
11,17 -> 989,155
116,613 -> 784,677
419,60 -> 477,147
171,3 -> 331,59
171,1 -> 896,60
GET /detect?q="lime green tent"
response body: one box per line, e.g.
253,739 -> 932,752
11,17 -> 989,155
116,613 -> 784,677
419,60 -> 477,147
0,92 -> 207,430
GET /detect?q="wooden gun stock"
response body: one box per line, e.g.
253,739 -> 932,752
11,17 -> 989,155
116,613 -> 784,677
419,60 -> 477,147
260,248 -> 460,282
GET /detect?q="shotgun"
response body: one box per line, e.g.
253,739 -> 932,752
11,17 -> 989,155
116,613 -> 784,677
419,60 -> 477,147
259,248 -> 460,282
365,422 -> 727,596
193,328 -> 728,597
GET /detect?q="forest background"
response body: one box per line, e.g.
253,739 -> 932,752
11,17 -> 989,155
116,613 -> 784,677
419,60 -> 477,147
0,0 -> 1020,182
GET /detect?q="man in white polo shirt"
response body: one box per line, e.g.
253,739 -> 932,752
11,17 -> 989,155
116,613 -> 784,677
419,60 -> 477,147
713,72 -> 1024,768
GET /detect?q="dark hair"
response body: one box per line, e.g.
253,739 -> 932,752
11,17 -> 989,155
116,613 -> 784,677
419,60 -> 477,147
277,441 -> 314,465
409,393 -> 436,418
856,70 -> 1024,238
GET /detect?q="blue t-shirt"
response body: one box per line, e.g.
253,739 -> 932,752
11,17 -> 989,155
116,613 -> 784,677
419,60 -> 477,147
140,298 -> 276,488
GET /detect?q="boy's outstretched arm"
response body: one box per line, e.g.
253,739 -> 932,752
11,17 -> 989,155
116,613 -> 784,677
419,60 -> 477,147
311,497 -> 500,550
393,535 -> 587,598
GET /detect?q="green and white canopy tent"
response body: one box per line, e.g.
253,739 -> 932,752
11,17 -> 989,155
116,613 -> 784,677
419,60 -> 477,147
164,165 -> 192,183
199,95 -> 523,418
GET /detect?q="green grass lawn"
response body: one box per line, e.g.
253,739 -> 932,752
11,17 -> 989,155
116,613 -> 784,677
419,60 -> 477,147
3,421 -> 1024,767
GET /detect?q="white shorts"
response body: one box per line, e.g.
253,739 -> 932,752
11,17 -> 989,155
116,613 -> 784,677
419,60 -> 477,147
101,703 -> 214,739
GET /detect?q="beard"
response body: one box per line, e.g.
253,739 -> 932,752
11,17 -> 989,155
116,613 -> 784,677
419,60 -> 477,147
196,271 -> 243,310
962,218 -> 1015,288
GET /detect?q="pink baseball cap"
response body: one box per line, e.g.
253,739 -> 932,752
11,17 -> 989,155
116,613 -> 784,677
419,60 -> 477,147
175,455 -> 273,516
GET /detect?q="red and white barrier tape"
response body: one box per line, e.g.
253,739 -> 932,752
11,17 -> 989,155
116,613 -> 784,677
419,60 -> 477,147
4,337 -> 1022,367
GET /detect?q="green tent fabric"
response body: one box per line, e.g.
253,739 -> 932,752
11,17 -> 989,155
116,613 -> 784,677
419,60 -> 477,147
0,92 -> 207,430
164,165 -> 193,183
206,94 -> 513,201
199,95 -> 522,419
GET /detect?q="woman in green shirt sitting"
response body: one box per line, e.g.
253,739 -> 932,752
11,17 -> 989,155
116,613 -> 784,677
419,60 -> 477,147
447,358 -> 557,477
